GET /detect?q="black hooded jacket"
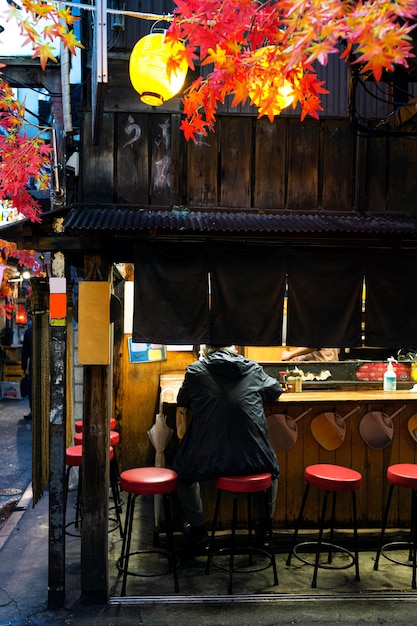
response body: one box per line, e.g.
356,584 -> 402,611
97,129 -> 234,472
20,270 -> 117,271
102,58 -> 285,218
172,350 -> 282,481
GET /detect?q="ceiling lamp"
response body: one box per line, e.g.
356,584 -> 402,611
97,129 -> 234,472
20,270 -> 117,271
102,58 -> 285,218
129,32 -> 188,107
248,46 -> 302,115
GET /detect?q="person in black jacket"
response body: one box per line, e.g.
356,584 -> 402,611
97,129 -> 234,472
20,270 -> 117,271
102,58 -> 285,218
21,324 -> 32,419
173,345 -> 283,553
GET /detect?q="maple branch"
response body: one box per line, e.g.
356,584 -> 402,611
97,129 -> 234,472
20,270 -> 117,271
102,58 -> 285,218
2,0 -> 417,146
53,1 -> 173,22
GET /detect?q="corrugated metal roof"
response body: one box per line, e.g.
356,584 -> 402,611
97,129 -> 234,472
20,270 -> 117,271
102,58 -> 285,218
63,206 -> 417,236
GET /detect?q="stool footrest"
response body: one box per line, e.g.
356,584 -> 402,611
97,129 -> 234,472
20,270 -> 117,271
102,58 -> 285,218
65,516 -> 121,537
379,541 -> 415,568
116,549 -> 180,578
209,546 -> 275,575
65,520 -> 82,538
293,541 -> 357,572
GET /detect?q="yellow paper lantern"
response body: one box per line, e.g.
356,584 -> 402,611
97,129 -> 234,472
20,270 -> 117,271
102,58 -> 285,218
129,32 -> 188,106
248,46 -> 302,115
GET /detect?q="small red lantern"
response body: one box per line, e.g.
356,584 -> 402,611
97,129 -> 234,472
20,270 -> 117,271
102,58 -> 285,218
16,304 -> 27,325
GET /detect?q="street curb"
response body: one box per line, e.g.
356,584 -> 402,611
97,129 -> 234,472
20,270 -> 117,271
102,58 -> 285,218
0,481 -> 32,551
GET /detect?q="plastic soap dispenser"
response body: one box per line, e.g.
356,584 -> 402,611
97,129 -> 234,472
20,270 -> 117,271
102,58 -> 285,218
383,357 -> 397,391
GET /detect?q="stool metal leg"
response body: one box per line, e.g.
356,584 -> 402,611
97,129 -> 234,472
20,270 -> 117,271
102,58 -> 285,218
327,491 -> 337,565
110,458 -> 122,514
262,490 -> 278,586
162,493 -> 179,593
289,478 -> 359,587
206,489 -> 222,575
207,486 -> 278,592
65,466 -> 82,534
228,492 -> 239,594
375,484 -> 416,589
247,493 -> 254,567
109,462 -> 123,538
76,469 -> 82,529
352,490 -> 360,582
120,493 -> 136,597
312,488 -> 329,588
374,483 -> 394,571
64,466 -> 71,518
286,483 -> 310,566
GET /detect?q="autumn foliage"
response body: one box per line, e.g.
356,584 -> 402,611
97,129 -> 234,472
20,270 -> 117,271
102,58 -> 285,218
0,0 -> 83,266
0,0 -> 83,222
0,0 -> 413,276
168,0 -> 417,141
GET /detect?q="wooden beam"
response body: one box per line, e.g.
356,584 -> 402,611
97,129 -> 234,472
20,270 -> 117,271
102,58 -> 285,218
47,254 -> 67,609
81,365 -> 109,603
80,254 -> 110,604
92,0 -> 108,145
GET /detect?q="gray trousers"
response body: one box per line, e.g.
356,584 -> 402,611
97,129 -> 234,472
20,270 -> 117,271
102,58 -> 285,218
176,477 -> 278,528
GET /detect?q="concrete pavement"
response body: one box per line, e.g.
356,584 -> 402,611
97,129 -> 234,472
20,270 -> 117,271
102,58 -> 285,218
0,397 -> 32,535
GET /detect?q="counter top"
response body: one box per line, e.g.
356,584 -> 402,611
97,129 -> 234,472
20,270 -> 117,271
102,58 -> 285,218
278,389 -> 417,402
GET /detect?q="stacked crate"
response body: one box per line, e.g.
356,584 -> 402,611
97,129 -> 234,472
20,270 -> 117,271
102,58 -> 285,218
1,348 -> 23,399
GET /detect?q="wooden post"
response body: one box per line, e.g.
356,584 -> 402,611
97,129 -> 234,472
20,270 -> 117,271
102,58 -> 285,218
48,252 -> 67,608
80,255 -> 110,604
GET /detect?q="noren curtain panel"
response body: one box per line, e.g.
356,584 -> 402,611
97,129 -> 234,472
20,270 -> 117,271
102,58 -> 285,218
133,242 -> 417,348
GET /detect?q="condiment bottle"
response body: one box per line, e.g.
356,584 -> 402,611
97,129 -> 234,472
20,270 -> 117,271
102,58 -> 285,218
294,375 -> 302,393
383,357 -> 397,391
286,375 -> 295,392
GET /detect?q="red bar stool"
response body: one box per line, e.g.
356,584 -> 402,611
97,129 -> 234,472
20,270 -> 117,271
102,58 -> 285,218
74,419 -> 121,485
374,463 -> 417,589
65,444 -> 84,536
74,430 -> 120,448
117,467 -> 179,595
75,417 -> 117,433
74,430 -> 122,528
205,473 -> 278,594
65,444 -> 121,537
286,463 -> 362,588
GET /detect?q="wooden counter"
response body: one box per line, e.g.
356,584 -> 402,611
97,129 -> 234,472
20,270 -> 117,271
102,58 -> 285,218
278,389 -> 417,403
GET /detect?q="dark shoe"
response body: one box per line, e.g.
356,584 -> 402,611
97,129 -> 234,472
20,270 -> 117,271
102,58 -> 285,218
182,523 -> 209,558
254,518 -> 273,548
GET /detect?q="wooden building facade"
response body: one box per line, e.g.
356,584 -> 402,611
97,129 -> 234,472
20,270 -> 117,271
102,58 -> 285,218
3,1 -> 417,606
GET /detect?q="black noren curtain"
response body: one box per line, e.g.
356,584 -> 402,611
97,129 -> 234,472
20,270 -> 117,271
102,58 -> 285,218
365,249 -> 417,349
286,247 -> 363,347
210,244 -> 286,345
133,242 -> 210,344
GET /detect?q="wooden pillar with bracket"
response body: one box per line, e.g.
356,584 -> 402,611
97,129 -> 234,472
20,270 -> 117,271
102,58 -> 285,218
48,251 -> 67,608
80,254 -> 111,603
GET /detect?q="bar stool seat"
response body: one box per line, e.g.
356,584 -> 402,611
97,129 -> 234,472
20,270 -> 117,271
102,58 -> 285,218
65,444 -> 121,536
75,417 -> 117,433
286,463 -> 362,588
74,430 -> 120,447
117,467 -> 179,595
73,430 -> 122,523
205,473 -> 278,594
374,463 -> 417,589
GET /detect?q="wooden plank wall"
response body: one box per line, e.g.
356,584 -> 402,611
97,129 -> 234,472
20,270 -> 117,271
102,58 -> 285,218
115,340 -> 193,472
81,111 -> 417,215
267,400 -> 417,529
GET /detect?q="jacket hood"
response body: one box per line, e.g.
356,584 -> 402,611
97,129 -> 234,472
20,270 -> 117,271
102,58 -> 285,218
204,350 -> 253,379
